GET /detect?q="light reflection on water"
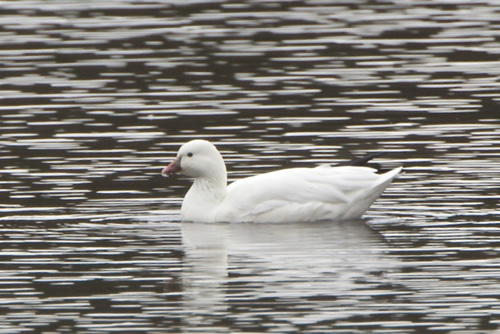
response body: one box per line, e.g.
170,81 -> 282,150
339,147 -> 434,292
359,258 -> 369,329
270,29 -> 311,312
0,0 -> 499,332
180,221 -> 396,331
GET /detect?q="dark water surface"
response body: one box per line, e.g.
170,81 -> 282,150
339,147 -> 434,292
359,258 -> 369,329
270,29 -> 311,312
0,0 -> 499,333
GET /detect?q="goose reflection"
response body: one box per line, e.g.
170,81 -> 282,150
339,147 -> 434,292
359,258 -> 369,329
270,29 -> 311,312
180,220 -> 400,325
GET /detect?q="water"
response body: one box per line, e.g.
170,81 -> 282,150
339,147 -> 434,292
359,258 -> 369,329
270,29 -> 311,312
0,0 -> 499,332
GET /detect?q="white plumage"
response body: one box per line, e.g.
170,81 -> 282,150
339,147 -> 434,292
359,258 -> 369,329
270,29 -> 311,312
162,139 -> 402,223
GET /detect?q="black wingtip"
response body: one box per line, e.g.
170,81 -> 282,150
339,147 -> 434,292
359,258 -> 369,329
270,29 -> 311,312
337,152 -> 387,171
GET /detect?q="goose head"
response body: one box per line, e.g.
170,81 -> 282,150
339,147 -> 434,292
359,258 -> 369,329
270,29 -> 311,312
162,139 -> 227,181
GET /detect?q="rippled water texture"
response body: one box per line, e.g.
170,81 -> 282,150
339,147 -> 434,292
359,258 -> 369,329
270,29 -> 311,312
0,0 -> 499,333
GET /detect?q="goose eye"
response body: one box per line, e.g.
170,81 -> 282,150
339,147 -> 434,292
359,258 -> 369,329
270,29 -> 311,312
187,152 -> 193,157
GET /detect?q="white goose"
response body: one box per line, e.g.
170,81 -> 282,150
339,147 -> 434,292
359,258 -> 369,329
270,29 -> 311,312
162,139 -> 402,223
